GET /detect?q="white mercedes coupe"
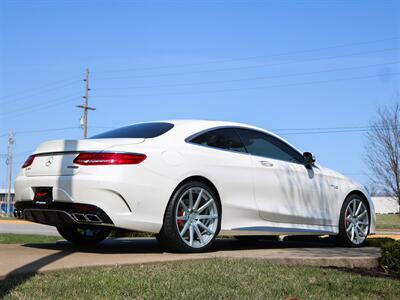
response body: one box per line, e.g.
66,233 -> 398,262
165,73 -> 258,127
14,120 -> 375,252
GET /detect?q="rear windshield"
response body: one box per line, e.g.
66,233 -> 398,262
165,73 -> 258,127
90,122 -> 174,139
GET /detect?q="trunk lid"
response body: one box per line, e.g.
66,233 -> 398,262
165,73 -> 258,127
25,138 -> 144,177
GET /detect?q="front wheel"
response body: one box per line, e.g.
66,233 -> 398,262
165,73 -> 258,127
157,181 -> 221,252
336,194 -> 370,247
57,226 -> 111,245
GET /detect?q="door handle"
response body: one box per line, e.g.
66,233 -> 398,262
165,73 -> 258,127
260,160 -> 274,167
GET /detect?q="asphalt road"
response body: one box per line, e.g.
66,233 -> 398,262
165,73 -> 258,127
0,221 -> 59,236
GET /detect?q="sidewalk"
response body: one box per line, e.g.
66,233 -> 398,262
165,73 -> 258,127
0,238 -> 381,279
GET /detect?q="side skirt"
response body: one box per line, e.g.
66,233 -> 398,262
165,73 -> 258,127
221,226 -> 337,236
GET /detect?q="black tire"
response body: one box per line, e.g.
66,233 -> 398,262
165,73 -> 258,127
57,226 -> 111,245
336,194 -> 370,247
157,181 -> 221,253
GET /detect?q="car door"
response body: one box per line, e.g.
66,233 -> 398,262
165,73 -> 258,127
187,128 -> 258,229
235,128 -> 331,227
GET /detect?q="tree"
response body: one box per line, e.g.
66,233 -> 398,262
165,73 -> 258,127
364,103 -> 400,205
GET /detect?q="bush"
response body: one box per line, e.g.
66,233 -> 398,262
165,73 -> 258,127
380,240 -> 400,273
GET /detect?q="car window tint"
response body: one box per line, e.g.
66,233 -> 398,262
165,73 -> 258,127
190,128 -> 246,153
90,122 -> 174,139
236,128 -> 304,163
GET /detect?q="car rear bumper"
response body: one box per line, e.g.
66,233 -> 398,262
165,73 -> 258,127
14,168 -> 176,233
14,201 -> 114,228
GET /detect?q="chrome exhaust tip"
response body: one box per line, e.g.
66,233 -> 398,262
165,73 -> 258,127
86,214 -> 102,223
72,213 -> 103,223
72,213 -> 87,222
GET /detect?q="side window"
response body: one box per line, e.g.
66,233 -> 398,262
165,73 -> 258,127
236,129 -> 305,164
190,128 -> 246,153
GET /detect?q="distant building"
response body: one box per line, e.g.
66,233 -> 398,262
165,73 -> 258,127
372,196 -> 399,214
0,188 -> 15,214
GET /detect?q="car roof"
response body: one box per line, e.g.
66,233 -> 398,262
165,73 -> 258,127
166,119 -> 277,136
167,119 -> 263,130
118,119 -> 304,155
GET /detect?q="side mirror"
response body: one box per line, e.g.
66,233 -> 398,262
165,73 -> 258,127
303,152 -> 316,166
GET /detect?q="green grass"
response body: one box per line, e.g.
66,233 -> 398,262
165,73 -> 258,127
376,214 -> 400,230
1,259 -> 399,299
0,233 -> 61,244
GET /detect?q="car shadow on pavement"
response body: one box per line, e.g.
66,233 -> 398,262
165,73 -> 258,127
20,236 -> 338,254
0,250 -> 75,299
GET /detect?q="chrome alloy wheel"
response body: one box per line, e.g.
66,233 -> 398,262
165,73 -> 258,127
344,198 -> 369,245
175,187 -> 218,248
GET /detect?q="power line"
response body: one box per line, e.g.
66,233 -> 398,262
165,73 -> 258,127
94,72 -> 400,98
0,79 -> 80,105
93,47 -> 400,81
278,125 -> 400,135
94,60 -> 400,91
14,126 -> 81,135
0,76 -> 80,101
93,36 -> 400,74
279,129 -> 373,135
0,126 -> 111,139
0,93 -> 81,119
272,125 -> 400,132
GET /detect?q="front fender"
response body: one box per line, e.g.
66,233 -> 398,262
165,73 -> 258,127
342,184 -> 376,234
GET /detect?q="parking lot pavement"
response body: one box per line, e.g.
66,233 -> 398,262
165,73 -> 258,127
0,220 -> 59,236
0,238 -> 380,279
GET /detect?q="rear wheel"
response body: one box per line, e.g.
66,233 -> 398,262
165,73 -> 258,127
57,226 -> 111,245
336,194 -> 370,247
157,181 -> 221,252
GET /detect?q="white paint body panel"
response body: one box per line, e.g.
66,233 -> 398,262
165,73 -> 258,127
14,120 -> 376,236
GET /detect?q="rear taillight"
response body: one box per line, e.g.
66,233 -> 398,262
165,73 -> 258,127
22,155 -> 35,168
73,152 -> 147,165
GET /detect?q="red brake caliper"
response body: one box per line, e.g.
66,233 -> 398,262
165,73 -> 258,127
345,210 -> 351,227
177,207 -> 184,229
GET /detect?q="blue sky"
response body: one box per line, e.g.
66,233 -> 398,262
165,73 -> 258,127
0,0 -> 399,188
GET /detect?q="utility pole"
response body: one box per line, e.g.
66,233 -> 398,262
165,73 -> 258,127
6,131 -> 14,217
0,153 -> 6,217
76,68 -> 96,139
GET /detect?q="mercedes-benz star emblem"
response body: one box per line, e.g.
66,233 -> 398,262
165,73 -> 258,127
45,157 -> 53,167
